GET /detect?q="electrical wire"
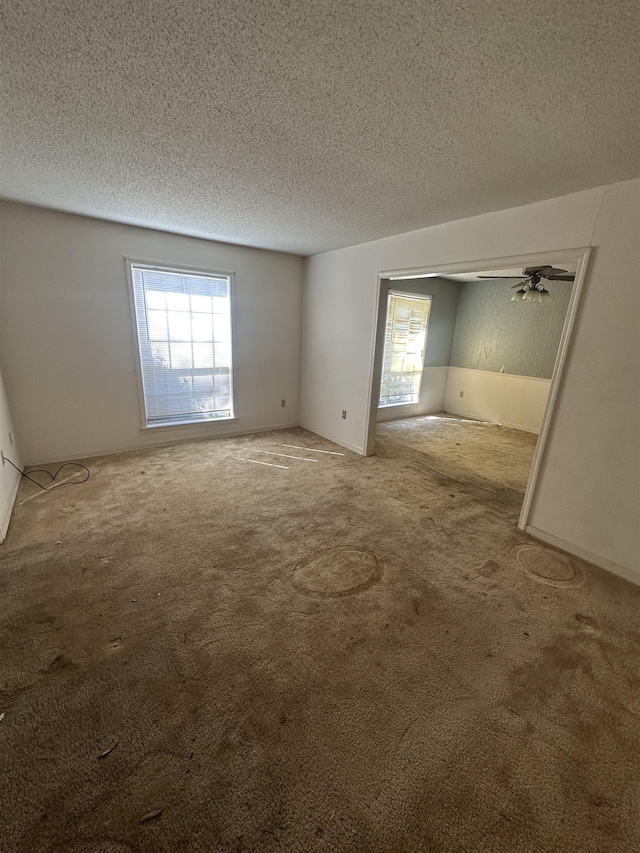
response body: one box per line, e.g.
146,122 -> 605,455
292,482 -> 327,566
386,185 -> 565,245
3,456 -> 90,491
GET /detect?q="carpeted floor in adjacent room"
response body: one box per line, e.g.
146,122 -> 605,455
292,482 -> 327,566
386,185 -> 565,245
1,414 -> 639,853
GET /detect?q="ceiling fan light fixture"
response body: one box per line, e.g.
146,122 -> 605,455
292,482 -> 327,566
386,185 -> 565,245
511,289 -> 526,301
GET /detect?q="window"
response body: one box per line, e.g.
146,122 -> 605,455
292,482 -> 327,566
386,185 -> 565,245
128,262 -> 234,427
379,292 -> 431,407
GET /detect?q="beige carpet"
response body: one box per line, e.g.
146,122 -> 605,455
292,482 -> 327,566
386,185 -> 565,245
1,417 -> 639,852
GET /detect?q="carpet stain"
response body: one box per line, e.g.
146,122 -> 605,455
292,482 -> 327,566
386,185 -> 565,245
44,654 -> 77,673
291,545 -> 382,598
514,544 -> 583,586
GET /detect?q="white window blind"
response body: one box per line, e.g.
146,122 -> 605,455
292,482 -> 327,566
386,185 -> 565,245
129,263 -> 234,426
379,292 -> 431,407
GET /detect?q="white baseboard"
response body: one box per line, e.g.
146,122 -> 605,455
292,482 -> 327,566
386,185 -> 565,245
0,467 -> 21,542
445,406 -> 539,434
526,525 -> 640,588
27,421 -> 302,466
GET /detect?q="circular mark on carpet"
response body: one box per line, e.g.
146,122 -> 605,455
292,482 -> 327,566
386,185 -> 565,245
515,545 -> 581,586
292,546 -> 381,597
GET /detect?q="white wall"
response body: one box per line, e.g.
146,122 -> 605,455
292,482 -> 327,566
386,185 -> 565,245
377,366 -> 450,422
444,368 -> 550,433
0,203 -> 304,464
301,179 -> 640,580
0,363 -> 21,540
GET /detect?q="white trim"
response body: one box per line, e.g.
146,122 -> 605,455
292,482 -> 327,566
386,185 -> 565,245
445,366 -> 552,383
140,416 -> 238,432
526,525 -> 640,588
379,291 -> 433,410
0,467 -> 21,542
517,249 -> 590,530
364,247 -> 592,530
24,421 -> 302,468
124,258 -> 237,430
380,248 -> 591,282
443,407 -> 540,435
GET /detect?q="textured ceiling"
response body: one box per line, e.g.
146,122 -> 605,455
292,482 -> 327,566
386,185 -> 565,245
1,1 -> 639,256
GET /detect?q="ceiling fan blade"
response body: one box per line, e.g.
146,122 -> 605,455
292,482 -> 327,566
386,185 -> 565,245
524,265 -> 567,275
546,274 -> 575,281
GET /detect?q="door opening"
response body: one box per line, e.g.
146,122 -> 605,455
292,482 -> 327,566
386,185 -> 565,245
365,248 -> 591,532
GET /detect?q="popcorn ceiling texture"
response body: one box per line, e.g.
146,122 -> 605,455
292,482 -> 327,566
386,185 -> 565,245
1,1 -> 639,255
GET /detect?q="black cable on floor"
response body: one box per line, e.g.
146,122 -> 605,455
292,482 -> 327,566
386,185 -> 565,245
3,456 -> 90,491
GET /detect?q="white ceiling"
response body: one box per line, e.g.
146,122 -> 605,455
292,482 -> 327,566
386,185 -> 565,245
1,1 -> 639,256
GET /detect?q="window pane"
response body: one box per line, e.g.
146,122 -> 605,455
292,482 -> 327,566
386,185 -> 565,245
192,313 -> 213,342
214,341 -> 231,368
212,296 -> 228,314
150,342 -> 170,368
166,291 -> 189,312
168,311 -> 191,341
213,312 -> 230,342
193,375 -> 214,396
191,294 -> 212,313
170,342 -> 193,369
146,290 -> 166,310
193,342 -> 214,368
132,265 -> 234,425
379,294 -> 430,407
147,310 -> 168,341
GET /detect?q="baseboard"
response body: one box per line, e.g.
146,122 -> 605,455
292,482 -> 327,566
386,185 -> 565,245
525,525 -> 640,588
445,406 -> 539,434
26,421 -> 303,467
377,405 -> 445,423
0,467 -> 21,542
298,422 -> 364,455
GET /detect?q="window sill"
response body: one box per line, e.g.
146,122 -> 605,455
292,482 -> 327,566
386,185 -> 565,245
140,417 -> 238,432
378,402 -> 417,409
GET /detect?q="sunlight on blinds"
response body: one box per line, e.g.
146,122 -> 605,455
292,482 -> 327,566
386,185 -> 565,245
130,265 -> 233,426
379,293 -> 431,407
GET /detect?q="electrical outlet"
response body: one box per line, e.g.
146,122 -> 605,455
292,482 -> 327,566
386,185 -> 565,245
280,399 -> 286,407
459,391 -> 464,398
342,410 -> 347,419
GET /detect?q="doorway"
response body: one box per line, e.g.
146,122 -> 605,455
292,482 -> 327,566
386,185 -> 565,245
365,249 -> 591,530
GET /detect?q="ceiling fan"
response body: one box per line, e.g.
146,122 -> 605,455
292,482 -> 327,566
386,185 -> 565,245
477,266 -> 576,302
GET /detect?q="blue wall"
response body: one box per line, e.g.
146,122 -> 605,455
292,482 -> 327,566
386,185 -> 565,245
450,279 -> 573,378
391,277 -> 461,367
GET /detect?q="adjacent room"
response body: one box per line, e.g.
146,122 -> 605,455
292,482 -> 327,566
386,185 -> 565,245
1,2 -> 639,852
375,261 -> 578,513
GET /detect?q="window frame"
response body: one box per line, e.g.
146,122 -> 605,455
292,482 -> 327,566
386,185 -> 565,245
378,291 -> 432,409
125,258 -> 238,431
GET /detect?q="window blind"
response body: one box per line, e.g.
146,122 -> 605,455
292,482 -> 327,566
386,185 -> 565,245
379,293 -> 431,407
130,264 -> 234,426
